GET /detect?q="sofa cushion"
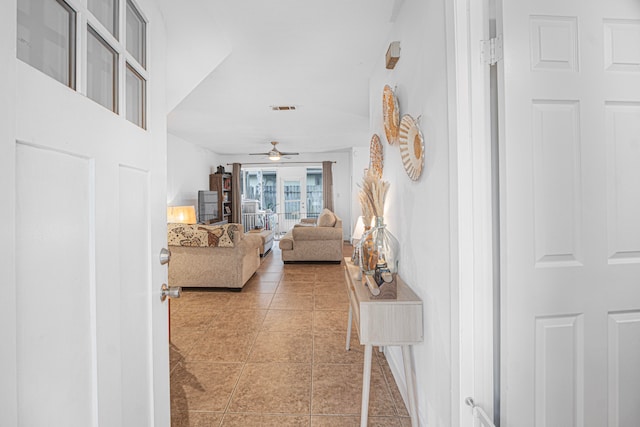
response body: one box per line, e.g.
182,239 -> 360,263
168,223 -> 237,247
292,225 -> 342,241
317,209 -> 336,227
294,222 -> 315,228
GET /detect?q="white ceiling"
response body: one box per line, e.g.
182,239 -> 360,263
163,0 -> 398,156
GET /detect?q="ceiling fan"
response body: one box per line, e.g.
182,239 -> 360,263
249,141 -> 299,161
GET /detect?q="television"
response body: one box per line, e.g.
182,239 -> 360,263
197,190 -> 219,224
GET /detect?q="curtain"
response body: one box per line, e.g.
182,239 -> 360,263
232,163 -> 242,224
322,161 -> 334,212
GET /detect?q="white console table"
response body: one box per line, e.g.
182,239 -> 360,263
343,258 -> 423,426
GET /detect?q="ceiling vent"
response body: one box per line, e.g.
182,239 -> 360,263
270,105 -> 297,111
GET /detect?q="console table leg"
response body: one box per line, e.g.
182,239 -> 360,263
402,345 -> 418,426
346,306 -> 353,351
361,344 -> 373,427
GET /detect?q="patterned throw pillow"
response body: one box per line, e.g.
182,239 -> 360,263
197,223 -> 237,247
167,223 -> 237,247
167,223 -> 208,246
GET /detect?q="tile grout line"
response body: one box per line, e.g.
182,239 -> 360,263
218,268 -> 277,425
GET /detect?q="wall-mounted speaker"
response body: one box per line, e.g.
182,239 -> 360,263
385,41 -> 401,69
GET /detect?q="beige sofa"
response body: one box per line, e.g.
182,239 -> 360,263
167,223 -> 261,289
279,209 -> 343,263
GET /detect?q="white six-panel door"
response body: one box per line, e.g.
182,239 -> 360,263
499,0 -> 640,425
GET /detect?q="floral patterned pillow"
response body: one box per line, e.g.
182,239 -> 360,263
167,223 -> 237,247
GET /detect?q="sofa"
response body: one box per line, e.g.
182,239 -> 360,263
167,223 -> 261,289
279,209 -> 343,263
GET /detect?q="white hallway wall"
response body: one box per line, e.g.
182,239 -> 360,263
364,0 -> 453,424
167,132 -> 220,208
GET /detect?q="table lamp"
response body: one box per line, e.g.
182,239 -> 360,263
167,206 -> 197,224
351,216 -> 366,245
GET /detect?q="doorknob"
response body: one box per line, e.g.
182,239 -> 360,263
159,248 -> 171,265
161,283 -> 181,302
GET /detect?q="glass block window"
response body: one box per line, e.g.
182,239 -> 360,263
126,1 -> 146,68
126,64 -> 145,128
88,0 -> 117,38
17,0 -> 76,88
87,26 -> 118,112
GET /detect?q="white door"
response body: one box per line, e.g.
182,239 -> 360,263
499,0 -> 640,425
0,1 -> 170,425
278,167 -> 308,232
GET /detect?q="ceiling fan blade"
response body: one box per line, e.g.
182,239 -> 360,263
250,142 -> 298,158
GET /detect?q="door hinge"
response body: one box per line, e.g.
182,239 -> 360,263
481,35 -> 503,65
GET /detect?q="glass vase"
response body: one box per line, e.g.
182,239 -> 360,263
359,217 -> 399,276
352,225 -> 371,265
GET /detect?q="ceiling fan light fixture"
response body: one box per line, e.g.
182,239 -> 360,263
268,151 -> 281,161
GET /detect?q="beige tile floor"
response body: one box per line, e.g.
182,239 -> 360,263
170,244 -> 411,427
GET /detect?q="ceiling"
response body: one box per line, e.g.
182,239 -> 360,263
163,0 -> 399,156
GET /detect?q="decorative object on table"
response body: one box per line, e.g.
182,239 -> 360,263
364,269 -> 397,299
369,133 -> 383,179
356,171 -> 399,278
383,85 -> 400,145
357,172 -> 376,271
398,114 -> 425,181
216,165 -> 226,174
351,216 -> 366,264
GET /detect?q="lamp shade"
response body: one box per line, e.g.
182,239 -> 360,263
167,206 -> 197,224
351,216 -> 366,243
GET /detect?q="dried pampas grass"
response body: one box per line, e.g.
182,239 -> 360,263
358,169 -> 390,219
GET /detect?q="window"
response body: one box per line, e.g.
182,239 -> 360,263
16,0 -> 148,127
124,0 -> 147,128
126,0 -> 146,68
126,64 -> 145,128
87,26 -> 118,112
87,0 -> 117,38
17,0 -> 76,88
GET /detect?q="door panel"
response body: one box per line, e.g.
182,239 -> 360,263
608,311 -> 640,426
16,143 -> 95,426
119,166 -> 153,426
605,103 -> 640,264
499,0 -> 640,425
